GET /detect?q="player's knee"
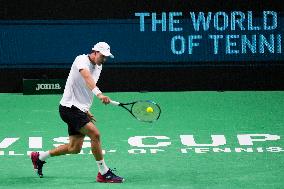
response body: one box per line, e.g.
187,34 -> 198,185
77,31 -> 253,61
90,132 -> 101,142
68,146 -> 81,154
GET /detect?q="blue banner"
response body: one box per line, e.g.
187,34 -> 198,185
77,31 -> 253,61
0,11 -> 283,68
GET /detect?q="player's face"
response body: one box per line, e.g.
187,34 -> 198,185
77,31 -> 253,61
94,52 -> 107,65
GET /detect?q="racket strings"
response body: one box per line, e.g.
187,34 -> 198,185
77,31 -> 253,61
131,101 -> 161,122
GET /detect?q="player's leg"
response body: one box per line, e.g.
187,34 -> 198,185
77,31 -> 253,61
30,134 -> 85,178
48,104 -> 87,156
31,105 -> 88,178
49,134 -> 85,156
79,122 -> 124,183
80,122 -> 103,160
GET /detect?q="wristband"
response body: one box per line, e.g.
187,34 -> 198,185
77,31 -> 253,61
92,87 -> 102,96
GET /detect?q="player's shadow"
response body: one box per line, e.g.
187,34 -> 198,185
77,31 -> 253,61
0,176 -> 53,187
1,176 -> 92,187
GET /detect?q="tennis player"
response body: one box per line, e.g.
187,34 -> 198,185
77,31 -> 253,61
30,42 -> 124,183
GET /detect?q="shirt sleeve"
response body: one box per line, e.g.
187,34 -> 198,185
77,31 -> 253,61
74,55 -> 89,71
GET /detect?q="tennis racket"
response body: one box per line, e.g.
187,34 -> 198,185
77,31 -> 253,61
110,100 -> 161,123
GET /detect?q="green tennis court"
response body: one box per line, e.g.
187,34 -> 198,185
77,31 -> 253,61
0,91 -> 284,189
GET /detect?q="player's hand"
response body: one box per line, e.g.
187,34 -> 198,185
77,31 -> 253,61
87,111 -> 96,122
97,94 -> 110,104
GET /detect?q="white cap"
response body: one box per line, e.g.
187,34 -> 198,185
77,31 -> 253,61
92,42 -> 114,58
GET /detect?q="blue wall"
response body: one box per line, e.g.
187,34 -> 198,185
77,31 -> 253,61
0,16 -> 283,68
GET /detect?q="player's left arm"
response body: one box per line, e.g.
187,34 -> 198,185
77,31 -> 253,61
87,111 -> 96,122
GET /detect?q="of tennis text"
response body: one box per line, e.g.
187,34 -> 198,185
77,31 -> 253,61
0,134 -> 283,156
135,11 -> 282,56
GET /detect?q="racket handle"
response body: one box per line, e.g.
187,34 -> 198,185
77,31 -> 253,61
110,100 -> 120,106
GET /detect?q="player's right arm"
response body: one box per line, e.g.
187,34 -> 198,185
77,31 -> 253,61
79,69 -> 97,92
79,69 -> 110,104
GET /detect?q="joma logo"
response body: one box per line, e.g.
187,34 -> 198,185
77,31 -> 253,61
36,83 -> 61,91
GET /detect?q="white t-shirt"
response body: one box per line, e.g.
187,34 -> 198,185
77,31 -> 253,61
60,54 -> 102,112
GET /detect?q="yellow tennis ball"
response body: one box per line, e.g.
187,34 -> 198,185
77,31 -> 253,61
146,107 -> 154,113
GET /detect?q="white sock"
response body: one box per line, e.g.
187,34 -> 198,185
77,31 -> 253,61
39,151 -> 50,161
96,159 -> 109,175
